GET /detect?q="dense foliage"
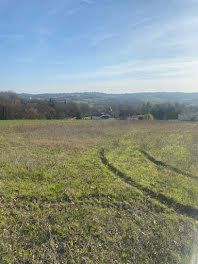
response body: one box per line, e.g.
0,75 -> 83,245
0,92 -> 90,120
0,92 -> 196,120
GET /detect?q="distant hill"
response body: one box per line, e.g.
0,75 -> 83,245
20,92 -> 198,106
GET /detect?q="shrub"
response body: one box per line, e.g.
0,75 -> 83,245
143,113 -> 154,120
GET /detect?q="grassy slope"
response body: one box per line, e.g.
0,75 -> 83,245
0,120 -> 197,264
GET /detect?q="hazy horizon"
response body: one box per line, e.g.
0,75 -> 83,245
0,0 -> 198,94
3,91 -> 198,96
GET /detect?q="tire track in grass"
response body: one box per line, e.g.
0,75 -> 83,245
140,149 -> 198,181
100,148 -> 198,220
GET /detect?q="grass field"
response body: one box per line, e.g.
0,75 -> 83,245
0,120 -> 197,264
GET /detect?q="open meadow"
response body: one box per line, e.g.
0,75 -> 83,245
0,120 -> 198,264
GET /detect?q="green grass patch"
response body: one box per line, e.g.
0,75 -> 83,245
0,120 -> 197,263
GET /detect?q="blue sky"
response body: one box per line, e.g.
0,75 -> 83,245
0,0 -> 198,93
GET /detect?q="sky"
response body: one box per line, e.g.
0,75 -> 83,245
0,0 -> 198,94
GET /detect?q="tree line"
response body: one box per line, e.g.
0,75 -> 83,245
0,92 -> 194,120
0,92 -> 90,120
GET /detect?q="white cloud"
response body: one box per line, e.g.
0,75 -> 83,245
28,77 -> 198,94
47,0 -> 94,17
51,57 -> 198,81
4,57 -> 198,94
122,15 -> 198,56
34,57 -> 197,94
130,17 -> 152,28
91,33 -> 118,47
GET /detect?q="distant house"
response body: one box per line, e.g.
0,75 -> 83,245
64,117 -> 77,120
178,112 -> 198,121
92,116 -> 102,120
127,115 -> 144,121
100,114 -> 110,120
83,116 -> 91,120
92,114 -> 115,120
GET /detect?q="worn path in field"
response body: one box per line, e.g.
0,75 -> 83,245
100,149 -> 198,220
140,149 -> 198,181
